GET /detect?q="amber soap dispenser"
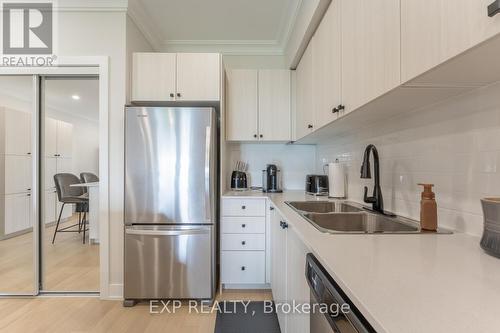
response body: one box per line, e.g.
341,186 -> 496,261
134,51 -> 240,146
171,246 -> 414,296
418,183 -> 437,231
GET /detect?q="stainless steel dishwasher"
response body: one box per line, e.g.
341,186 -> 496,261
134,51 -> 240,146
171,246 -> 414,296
306,254 -> 376,333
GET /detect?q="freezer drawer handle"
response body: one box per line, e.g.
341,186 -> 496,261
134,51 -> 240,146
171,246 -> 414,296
125,228 -> 209,236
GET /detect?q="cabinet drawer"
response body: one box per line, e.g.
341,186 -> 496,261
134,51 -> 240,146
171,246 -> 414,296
222,198 -> 266,216
221,217 -> 265,234
221,251 -> 265,284
221,234 -> 265,251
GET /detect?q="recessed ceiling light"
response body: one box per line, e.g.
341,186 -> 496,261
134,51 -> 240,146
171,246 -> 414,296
71,95 -> 80,100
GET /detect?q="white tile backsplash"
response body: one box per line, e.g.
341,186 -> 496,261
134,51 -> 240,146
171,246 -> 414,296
227,143 -> 316,190
316,82 -> 500,237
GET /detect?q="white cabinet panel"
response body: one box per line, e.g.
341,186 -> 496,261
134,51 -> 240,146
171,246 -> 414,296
312,2 -> 342,128
222,198 -> 266,217
221,251 -> 265,284
225,70 -> 258,141
4,108 -> 31,155
44,157 -> 57,190
341,0 -> 401,113
56,121 -> 73,159
56,157 -> 72,174
286,227 -> 310,333
4,193 -> 31,234
401,0 -> 500,83
132,53 -> 176,101
271,208 -> 287,332
258,70 -> 291,141
176,53 -> 220,101
221,217 -> 265,234
5,155 -> 31,194
44,117 -> 58,157
295,45 -> 314,140
44,189 -> 57,224
221,234 -> 266,251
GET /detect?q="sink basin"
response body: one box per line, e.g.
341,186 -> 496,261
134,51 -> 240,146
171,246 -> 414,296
303,212 -> 420,234
286,201 -> 362,213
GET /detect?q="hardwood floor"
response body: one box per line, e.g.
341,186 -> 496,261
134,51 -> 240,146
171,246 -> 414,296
0,290 -> 273,333
0,215 -> 99,293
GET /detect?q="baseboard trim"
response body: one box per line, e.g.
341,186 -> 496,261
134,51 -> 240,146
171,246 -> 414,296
222,283 -> 271,290
106,283 -> 123,300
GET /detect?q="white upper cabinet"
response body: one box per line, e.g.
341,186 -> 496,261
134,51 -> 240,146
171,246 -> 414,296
132,53 -> 177,102
226,69 -> 291,142
3,108 -> 31,155
312,1 -> 342,129
341,0 -> 401,113
258,70 -> 291,141
401,0 -> 500,83
226,70 -> 259,141
295,45 -> 314,140
132,53 -> 220,102
176,53 -> 220,101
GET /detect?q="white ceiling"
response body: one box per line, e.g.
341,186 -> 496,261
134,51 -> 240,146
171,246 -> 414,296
128,0 -> 302,54
0,76 -> 99,121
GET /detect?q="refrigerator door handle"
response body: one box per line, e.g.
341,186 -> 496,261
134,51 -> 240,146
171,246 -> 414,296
125,227 -> 210,236
205,125 -> 211,222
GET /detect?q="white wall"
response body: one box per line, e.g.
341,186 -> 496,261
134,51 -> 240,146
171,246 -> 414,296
316,82 -> 500,237
227,143 -> 316,190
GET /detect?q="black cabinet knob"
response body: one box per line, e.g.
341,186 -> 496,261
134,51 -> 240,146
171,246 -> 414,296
259,134 -> 263,138
27,152 -> 31,155
338,104 -> 345,112
270,206 -> 274,211
241,266 -> 246,271
253,134 -> 257,138
176,93 -> 181,97
332,107 -> 339,114
280,221 -> 288,229
241,241 -> 246,245
307,124 -> 313,129
170,93 -> 174,98
241,224 -> 246,228
241,205 -> 246,210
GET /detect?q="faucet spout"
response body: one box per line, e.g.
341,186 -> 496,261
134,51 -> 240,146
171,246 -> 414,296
360,144 -> 384,214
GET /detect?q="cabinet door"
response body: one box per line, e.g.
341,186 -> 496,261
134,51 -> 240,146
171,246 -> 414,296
176,53 -> 220,101
225,70 -> 259,141
341,0 -> 400,112
286,226 -> 310,333
258,70 -> 291,141
132,53 -> 177,101
4,109 -> 31,155
312,1 -> 342,128
5,155 -> 31,194
44,189 -> 57,224
44,117 -> 58,157
56,121 -> 73,158
56,157 -> 73,174
4,193 -> 31,234
44,157 -> 57,190
295,45 -> 315,140
270,209 -> 287,332
401,0 -> 500,83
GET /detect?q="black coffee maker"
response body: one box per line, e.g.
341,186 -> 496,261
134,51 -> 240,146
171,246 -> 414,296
262,164 -> 282,193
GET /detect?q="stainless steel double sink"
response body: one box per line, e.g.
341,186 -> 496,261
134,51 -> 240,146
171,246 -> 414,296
286,201 -> 451,234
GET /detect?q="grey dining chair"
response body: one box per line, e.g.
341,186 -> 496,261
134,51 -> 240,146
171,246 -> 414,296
52,173 -> 89,244
80,172 -> 99,183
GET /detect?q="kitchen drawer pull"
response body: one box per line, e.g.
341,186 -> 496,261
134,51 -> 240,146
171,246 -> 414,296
169,93 -> 174,98
241,205 -> 246,210
241,266 -> 246,271
241,241 -> 246,245
241,223 -> 246,228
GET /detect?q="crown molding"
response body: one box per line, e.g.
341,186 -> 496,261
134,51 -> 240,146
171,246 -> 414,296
54,0 -> 128,12
277,0 -> 303,51
127,0 -> 163,50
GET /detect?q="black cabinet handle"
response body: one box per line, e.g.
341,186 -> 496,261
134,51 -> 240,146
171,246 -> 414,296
241,241 -> 246,245
27,193 -> 31,197
280,221 -> 288,229
241,205 -> 246,210
27,188 -> 31,191
259,134 -> 263,138
176,93 -> 181,97
488,0 -> 500,17
307,124 -> 313,129
332,107 -> 339,114
337,104 -> 345,112
270,206 -> 274,211
27,152 -> 31,155
169,93 -> 174,98
253,134 -> 257,138
241,224 -> 246,228
241,266 -> 246,271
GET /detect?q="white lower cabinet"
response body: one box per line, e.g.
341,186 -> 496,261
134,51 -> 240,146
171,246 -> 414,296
44,189 -> 57,224
221,197 -> 269,287
4,193 -> 31,235
271,205 -> 310,333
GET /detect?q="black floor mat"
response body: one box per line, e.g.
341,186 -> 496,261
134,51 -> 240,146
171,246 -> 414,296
214,301 -> 281,333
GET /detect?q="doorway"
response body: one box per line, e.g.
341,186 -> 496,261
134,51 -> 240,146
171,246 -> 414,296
0,74 -> 100,295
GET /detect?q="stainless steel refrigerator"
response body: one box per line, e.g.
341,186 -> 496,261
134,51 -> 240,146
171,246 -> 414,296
123,106 -> 217,304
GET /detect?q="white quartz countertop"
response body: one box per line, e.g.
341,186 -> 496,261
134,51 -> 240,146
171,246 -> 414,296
223,190 -> 500,333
